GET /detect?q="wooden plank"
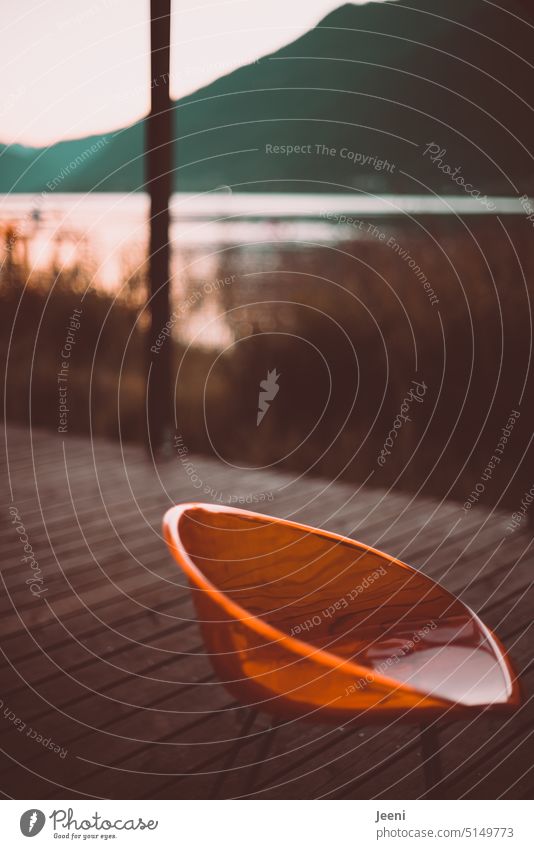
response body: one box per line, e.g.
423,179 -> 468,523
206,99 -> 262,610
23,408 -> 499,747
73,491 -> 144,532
1,425 -> 530,801
42,538 -> 530,800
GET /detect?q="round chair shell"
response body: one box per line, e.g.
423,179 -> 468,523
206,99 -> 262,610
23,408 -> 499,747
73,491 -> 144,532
163,503 -> 521,724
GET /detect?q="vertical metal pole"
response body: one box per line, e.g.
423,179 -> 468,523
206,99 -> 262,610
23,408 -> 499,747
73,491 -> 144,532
146,0 -> 172,452
420,724 -> 443,794
211,709 -> 258,799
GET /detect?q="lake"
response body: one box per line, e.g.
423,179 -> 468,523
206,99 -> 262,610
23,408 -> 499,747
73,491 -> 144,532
0,192 -> 528,288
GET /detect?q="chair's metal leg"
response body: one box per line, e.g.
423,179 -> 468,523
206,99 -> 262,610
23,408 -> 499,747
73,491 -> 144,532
420,724 -> 443,794
211,708 -> 258,798
238,717 -> 281,796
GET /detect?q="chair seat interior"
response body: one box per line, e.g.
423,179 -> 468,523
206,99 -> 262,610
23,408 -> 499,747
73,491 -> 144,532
178,506 -> 513,706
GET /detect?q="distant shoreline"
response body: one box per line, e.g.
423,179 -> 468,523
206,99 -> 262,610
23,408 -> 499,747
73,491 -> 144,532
0,192 -> 531,218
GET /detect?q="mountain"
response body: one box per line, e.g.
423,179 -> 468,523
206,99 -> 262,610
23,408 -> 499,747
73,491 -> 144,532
2,0 -> 533,194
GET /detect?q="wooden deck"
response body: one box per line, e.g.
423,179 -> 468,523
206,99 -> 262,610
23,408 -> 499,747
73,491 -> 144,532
1,424 -> 532,800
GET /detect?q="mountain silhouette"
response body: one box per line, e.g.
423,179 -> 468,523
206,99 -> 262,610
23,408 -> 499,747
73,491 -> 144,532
2,0 -> 533,194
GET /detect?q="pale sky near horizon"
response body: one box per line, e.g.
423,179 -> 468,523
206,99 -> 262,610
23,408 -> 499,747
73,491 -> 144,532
0,0 -> 377,147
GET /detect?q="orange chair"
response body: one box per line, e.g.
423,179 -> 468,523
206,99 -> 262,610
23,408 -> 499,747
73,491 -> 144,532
163,503 -> 520,790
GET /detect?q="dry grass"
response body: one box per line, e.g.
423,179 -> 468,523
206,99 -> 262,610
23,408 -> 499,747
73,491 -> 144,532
2,214 -> 533,513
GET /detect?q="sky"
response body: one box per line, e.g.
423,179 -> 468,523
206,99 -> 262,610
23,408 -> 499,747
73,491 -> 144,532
0,0 -> 375,147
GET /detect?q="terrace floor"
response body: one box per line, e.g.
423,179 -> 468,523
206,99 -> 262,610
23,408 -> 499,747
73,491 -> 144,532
1,424 -> 532,799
